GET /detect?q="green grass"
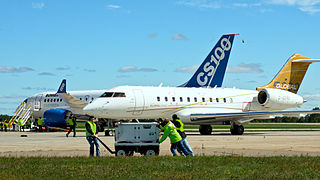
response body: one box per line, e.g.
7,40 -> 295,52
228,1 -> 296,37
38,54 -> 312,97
0,156 -> 319,179
185,124 -> 320,129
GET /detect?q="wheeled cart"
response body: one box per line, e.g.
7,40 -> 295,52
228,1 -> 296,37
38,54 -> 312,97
114,122 -> 160,156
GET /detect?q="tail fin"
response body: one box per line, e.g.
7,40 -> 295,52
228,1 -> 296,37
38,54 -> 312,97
181,34 -> 238,88
256,53 -> 320,93
57,79 -> 66,93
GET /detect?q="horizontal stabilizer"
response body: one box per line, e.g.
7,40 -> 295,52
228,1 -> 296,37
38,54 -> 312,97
292,59 -> 320,63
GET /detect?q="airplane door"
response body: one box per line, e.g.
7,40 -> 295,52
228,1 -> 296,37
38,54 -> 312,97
133,89 -> 145,115
34,95 -> 43,111
242,102 -> 251,112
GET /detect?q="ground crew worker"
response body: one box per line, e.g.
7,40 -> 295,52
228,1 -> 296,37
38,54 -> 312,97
159,118 -> 190,156
172,114 -> 194,156
66,114 -> 77,137
0,120 -> 3,131
4,120 -> 8,132
18,119 -> 24,132
12,120 -> 17,131
37,118 -> 43,132
86,116 -> 100,157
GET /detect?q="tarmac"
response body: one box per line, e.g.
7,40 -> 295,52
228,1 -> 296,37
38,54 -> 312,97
0,130 -> 320,157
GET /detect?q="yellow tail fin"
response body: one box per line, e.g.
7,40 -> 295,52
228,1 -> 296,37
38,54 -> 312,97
256,53 -> 312,94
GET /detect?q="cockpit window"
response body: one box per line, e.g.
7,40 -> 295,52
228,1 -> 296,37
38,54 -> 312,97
100,92 -> 126,98
100,92 -> 114,97
113,93 -> 126,97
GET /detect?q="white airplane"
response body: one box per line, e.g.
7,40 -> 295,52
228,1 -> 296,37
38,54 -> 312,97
14,34 -> 237,130
82,53 -> 320,135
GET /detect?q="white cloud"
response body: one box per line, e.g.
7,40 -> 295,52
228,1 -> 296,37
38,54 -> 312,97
227,63 -> 263,73
177,0 -> 221,9
107,4 -> 121,9
0,66 -> 34,73
148,33 -> 158,38
56,66 -> 70,71
38,72 -> 55,76
118,66 -> 157,72
172,33 -> 188,40
175,65 -> 198,73
84,69 -> 96,72
32,2 -> 45,9
266,0 -> 320,13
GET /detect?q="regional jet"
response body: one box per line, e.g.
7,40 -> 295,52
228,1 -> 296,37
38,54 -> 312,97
82,53 -> 320,135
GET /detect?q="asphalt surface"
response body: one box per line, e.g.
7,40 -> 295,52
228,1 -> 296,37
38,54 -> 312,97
1,130 -> 320,157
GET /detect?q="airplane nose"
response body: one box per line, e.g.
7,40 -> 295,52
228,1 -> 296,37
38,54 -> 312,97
83,104 -> 99,116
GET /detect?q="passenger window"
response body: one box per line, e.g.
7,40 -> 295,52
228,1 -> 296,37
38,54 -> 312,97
172,97 -> 175,102
86,98 -> 88,101
54,99 -> 56,102
80,98 -> 82,101
157,97 -> 160,101
51,99 -> 53,102
44,99 -> 46,102
187,97 -> 190,102
202,97 -> 205,102
210,98 -> 213,102
165,97 -> 168,102
180,97 -> 183,102
92,97 -> 94,100
216,98 -> 219,103
230,98 -> 233,103
194,97 -> 197,102
223,98 -> 226,103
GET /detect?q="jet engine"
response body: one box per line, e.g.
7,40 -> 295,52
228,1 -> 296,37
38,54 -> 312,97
43,108 -> 71,127
257,88 -> 304,109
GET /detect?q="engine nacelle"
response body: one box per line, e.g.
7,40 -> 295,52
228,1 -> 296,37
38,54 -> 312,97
43,108 -> 71,127
257,88 -> 304,109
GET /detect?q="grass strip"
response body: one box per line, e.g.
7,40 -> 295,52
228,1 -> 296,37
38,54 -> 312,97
0,156 -> 319,179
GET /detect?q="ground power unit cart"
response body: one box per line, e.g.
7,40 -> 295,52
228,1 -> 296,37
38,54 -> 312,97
99,122 -> 160,156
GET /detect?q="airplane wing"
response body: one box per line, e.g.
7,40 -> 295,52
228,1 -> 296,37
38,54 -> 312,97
57,93 -> 88,110
178,108 -> 320,124
56,79 -> 88,112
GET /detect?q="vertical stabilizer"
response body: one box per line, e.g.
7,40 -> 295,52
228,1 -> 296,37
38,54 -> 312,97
256,54 -> 314,93
181,34 -> 237,88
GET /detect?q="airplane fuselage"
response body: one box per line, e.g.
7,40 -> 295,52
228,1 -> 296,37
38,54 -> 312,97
83,86 -> 304,124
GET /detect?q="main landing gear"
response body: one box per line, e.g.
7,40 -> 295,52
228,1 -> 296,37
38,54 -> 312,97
198,124 -> 245,135
230,124 -> 244,135
199,125 -> 212,135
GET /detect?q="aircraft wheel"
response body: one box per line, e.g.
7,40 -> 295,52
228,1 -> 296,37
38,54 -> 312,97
127,151 -> 134,156
230,125 -> 244,135
199,125 -> 212,135
116,149 -> 126,156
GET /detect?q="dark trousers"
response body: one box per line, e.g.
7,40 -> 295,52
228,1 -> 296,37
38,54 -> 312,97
66,125 -> 76,137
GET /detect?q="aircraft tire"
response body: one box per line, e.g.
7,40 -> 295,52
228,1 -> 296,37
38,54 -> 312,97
199,125 -> 212,135
230,125 -> 244,135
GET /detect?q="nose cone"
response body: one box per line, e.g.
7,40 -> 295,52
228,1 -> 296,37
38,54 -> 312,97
83,103 -> 100,116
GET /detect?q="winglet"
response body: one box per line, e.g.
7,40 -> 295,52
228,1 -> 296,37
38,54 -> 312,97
57,79 -> 66,93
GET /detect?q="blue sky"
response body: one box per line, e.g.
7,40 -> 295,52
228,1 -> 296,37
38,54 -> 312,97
1,0 -> 320,115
